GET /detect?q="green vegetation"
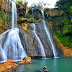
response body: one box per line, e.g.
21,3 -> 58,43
54,33 -> 72,47
54,15 -> 72,47
53,14 -> 72,47
33,10 -> 42,22
56,0 -> 72,14
25,29 -> 32,36
24,23 -> 32,36
0,11 -> 6,26
44,0 -> 72,47
16,0 -> 23,5
31,2 -> 45,9
55,0 -> 72,47
52,0 -> 72,47
16,0 -> 28,7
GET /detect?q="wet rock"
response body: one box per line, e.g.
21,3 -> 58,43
19,57 -> 31,64
37,66 -> 49,72
30,56 -> 42,59
4,59 -> 15,63
0,59 -> 18,72
35,21 -> 54,57
19,29 -> 37,56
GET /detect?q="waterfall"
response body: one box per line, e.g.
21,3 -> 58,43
32,23 -> 46,57
0,0 -> 27,61
32,8 -> 34,22
12,1 -> 17,28
3,28 -> 27,60
69,14 -> 72,19
32,8 -> 46,57
0,46 -> 7,61
0,29 -> 9,61
41,10 -> 58,58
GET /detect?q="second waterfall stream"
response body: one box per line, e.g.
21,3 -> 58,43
41,10 -> 58,58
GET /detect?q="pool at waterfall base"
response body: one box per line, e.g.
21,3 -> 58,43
15,58 -> 72,72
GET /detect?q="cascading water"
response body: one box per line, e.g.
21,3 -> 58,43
0,0 -> 27,61
3,28 -> 27,60
12,1 -> 17,28
41,10 -> 58,58
32,8 -> 46,57
69,14 -> 72,19
0,46 -> 7,61
32,23 -> 46,57
0,30 -> 9,61
32,8 -> 34,22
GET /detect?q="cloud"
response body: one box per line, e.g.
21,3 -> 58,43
26,0 -> 58,8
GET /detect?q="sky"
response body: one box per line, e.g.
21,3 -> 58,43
24,0 -> 58,8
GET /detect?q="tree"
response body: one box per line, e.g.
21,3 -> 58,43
56,0 -> 72,34
31,2 -> 46,10
70,7 -> 72,15
56,0 -> 72,14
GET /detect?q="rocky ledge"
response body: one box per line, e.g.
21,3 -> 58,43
0,57 -> 31,72
0,59 -> 18,72
37,66 -> 49,72
19,57 -> 31,64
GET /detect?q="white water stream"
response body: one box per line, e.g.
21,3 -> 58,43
32,23 -> 46,57
41,10 -> 57,58
0,0 -> 27,61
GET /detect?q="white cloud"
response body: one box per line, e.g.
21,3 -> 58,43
26,0 -> 58,8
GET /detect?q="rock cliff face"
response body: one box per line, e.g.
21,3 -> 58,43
44,8 -> 72,57
44,8 -> 63,17
19,29 -> 37,56
0,0 -> 12,33
0,59 -> 18,72
19,20 -> 61,58
0,0 -> 7,10
44,8 -> 64,34
35,21 -> 53,57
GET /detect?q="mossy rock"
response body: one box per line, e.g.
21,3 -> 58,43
27,18 -> 33,23
30,56 -> 42,59
34,18 -> 42,23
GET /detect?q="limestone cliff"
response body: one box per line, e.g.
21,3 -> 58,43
44,8 -> 72,57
